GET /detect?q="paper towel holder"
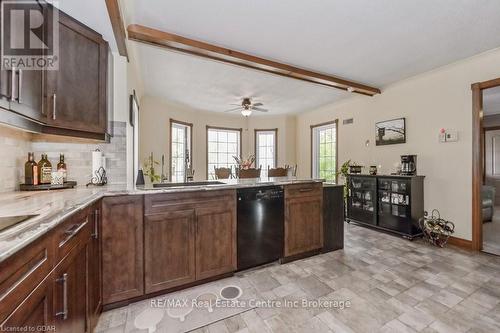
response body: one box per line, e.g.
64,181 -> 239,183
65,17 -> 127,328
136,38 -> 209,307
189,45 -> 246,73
87,149 -> 108,186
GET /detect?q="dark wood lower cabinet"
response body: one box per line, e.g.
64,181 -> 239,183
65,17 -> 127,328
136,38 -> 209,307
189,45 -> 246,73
53,243 -> 87,333
195,204 -> 236,280
144,210 -> 196,293
0,276 -> 54,332
284,188 -> 323,257
102,196 -> 144,305
87,203 -> 102,331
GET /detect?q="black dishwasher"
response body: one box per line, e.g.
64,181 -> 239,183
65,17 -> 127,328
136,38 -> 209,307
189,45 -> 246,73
237,186 -> 284,271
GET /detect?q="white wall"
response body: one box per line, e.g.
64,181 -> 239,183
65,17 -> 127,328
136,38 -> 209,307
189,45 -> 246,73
296,47 -> 500,240
139,95 -> 296,180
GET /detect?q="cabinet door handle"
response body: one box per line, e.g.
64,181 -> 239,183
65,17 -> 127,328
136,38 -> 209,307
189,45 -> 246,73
59,219 -> 88,247
52,94 -> 57,120
56,273 -> 68,320
10,68 -> 16,101
17,69 -> 22,103
92,210 -> 99,239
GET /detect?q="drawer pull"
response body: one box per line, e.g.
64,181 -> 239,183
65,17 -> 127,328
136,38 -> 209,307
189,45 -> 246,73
59,219 -> 88,247
56,273 -> 68,320
92,210 -> 99,239
299,188 -> 314,192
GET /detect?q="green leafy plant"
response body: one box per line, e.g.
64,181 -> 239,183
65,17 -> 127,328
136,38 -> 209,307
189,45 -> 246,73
143,153 -> 161,183
336,160 -> 353,207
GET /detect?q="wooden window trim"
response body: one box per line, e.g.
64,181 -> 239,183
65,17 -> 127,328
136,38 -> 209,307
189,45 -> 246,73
169,119 -> 193,182
206,125 -> 243,179
310,119 -> 339,182
254,128 -> 278,169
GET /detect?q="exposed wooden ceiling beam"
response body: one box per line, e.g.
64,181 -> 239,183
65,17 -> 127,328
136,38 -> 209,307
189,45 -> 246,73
105,0 -> 129,60
127,24 -> 381,96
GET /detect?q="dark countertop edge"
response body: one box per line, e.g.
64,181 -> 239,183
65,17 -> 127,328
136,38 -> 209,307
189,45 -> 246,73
0,179 -> 326,263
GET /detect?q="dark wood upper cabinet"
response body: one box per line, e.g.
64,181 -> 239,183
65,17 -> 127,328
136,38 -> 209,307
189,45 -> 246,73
53,243 -> 87,333
0,68 -> 13,111
45,9 -> 108,134
102,196 -> 144,305
88,203 -> 102,331
284,184 -> 324,257
144,209 -> 196,293
0,1 -> 44,121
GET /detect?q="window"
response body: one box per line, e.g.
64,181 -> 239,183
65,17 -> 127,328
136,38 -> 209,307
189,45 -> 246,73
207,126 -> 241,179
311,120 -> 338,182
255,129 -> 277,177
170,120 -> 192,182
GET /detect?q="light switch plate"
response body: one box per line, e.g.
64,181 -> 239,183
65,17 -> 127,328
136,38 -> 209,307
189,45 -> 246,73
446,130 -> 458,142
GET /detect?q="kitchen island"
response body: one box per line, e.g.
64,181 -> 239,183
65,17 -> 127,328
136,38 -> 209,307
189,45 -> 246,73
0,178 -> 342,332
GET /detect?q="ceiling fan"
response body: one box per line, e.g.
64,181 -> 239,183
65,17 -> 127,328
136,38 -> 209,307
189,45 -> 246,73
224,98 -> 268,117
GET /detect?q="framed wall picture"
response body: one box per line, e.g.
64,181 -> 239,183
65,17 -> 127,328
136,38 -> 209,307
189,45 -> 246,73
375,118 -> 406,146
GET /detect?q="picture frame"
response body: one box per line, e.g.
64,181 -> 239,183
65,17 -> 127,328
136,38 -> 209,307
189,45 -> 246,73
375,118 -> 406,146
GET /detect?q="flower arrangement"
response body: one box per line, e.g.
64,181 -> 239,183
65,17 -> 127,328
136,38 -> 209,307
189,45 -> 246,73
233,154 -> 255,169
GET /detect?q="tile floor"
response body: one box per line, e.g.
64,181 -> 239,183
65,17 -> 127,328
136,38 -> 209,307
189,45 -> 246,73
96,223 -> 500,333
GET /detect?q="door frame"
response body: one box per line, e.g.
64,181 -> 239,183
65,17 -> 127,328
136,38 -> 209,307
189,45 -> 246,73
472,77 -> 500,251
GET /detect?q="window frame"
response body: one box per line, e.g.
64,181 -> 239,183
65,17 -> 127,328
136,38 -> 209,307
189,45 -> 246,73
206,125 -> 243,179
254,128 -> 278,173
169,119 -> 193,183
310,119 -> 338,182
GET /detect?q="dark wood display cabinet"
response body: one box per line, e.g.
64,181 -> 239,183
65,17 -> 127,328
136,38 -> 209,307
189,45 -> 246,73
347,175 -> 425,239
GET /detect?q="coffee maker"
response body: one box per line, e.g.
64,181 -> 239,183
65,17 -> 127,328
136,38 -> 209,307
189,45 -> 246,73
401,155 -> 417,175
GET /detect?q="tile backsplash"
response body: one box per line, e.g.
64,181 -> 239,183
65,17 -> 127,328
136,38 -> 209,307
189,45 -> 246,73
0,121 -> 127,192
0,126 -> 32,192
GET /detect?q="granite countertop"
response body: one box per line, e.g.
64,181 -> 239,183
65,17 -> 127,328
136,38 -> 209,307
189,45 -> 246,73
0,177 -> 325,262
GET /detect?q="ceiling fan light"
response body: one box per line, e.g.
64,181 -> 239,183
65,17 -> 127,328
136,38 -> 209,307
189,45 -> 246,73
241,109 -> 252,117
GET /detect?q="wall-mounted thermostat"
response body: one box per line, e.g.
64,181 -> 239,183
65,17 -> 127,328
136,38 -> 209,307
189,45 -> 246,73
439,128 -> 458,143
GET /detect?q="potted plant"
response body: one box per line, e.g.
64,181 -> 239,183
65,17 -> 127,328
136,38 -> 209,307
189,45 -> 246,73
143,153 -> 161,183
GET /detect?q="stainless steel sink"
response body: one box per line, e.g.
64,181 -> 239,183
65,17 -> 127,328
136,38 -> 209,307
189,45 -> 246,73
153,181 -> 225,188
0,215 -> 39,233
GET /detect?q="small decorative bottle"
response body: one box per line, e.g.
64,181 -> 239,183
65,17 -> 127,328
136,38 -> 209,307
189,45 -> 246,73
57,154 -> 67,182
24,152 -> 38,185
38,154 -> 52,184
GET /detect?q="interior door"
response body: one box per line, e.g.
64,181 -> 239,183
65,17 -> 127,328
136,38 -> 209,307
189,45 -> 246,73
485,129 -> 500,204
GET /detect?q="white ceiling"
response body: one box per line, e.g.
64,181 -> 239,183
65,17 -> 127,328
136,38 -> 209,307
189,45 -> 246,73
49,0 -> 117,51
90,0 -> 500,115
136,43 -> 346,115
484,87 -> 500,116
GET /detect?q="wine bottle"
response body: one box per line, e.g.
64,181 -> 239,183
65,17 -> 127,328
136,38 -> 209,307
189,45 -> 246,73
38,154 -> 52,184
57,154 -> 67,182
24,152 -> 38,185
